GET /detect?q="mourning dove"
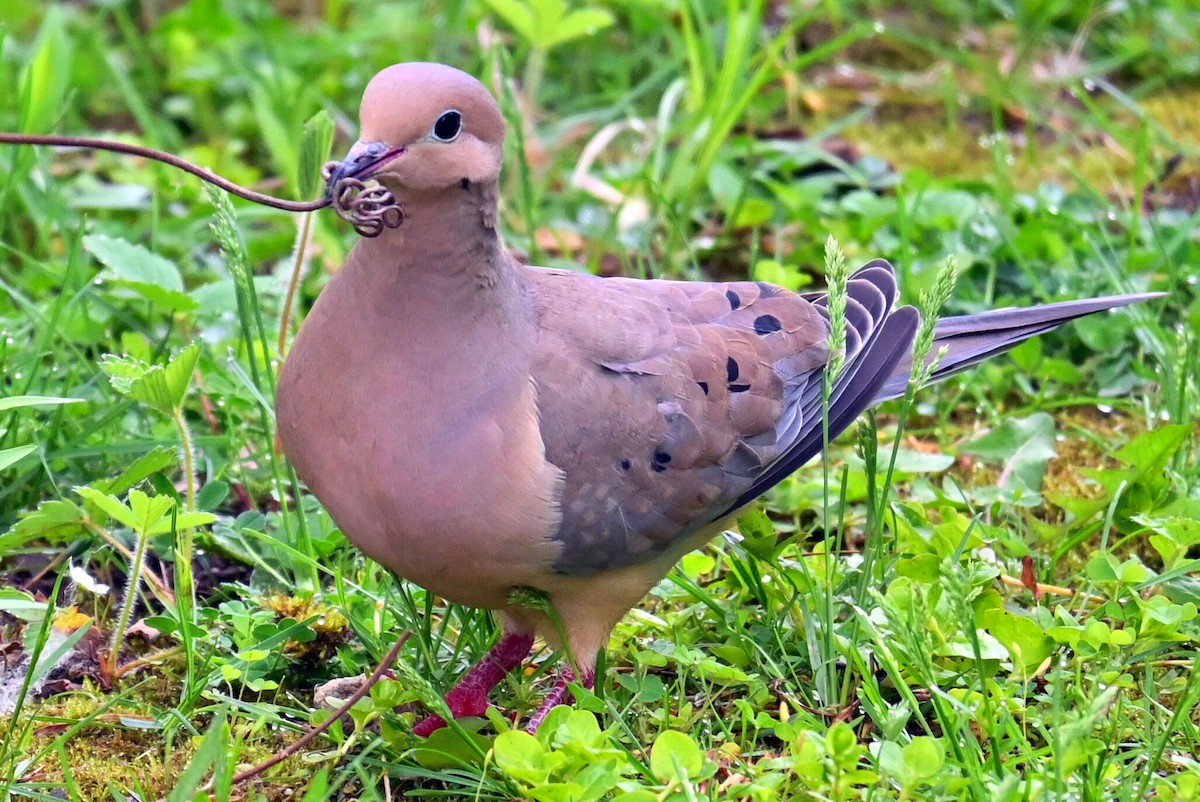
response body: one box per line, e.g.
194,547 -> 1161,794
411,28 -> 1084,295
276,62 -> 1159,734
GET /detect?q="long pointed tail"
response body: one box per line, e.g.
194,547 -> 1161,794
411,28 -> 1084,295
874,292 -> 1163,403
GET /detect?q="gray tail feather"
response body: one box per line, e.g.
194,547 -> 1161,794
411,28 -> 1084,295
874,292 -> 1164,403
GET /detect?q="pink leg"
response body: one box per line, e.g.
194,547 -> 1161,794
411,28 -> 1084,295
525,665 -> 596,733
412,631 -> 534,737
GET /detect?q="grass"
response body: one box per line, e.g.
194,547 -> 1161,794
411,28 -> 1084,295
1,0 -> 1198,799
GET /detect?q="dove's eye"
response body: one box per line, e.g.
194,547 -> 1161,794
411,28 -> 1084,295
431,110 -> 462,142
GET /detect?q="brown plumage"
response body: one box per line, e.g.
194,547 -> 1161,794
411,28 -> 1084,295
276,62 -> 1159,734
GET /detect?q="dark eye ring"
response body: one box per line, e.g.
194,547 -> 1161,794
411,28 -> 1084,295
432,110 -> 462,142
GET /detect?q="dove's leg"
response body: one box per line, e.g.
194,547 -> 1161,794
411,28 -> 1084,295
526,665 -> 596,733
412,631 -> 534,736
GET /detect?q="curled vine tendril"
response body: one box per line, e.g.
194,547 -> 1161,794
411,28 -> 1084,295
0,132 -> 404,237
321,160 -> 405,237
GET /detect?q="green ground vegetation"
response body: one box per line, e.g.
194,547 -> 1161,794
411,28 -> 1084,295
0,0 -> 1198,799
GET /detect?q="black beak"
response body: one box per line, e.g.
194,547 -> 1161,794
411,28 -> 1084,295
325,141 -> 403,196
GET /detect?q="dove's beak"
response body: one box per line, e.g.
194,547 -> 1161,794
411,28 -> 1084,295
325,141 -> 405,194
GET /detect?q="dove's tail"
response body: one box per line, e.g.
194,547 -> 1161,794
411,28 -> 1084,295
873,292 -> 1164,404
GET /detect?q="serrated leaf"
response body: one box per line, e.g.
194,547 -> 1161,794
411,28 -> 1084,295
1113,424 -> 1191,473
128,489 -> 176,535
95,447 -> 178,496
83,234 -> 196,311
99,353 -> 151,392
298,110 -> 335,199
0,499 -> 87,550
75,486 -> 138,530
104,344 -> 200,413
146,511 -> 216,535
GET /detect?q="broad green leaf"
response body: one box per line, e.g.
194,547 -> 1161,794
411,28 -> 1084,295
826,721 -> 859,758
875,740 -> 905,779
983,608 -> 1055,674
736,507 -> 776,559
650,729 -> 704,782
902,736 -> 944,781
527,783 -> 585,802
555,708 -> 603,747
572,761 -> 622,802
83,234 -> 197,311
494,730 -> 552,785
250,79 -> 300,196
543,7 -> 614,49
707,160 -> 744,214
410,723 -> 492,770
732,197 -> 775,228
298,110 -> 335,199
0,445 -> 37,472
891,447 -> 955,475
481,0 -> 538,42
0,588 -> 48,622
82,234 -> 181,289
961,412 -> 1056,491
18,7 -> 71,134
0,395 -> 84,412
1085,553 -> 1120,583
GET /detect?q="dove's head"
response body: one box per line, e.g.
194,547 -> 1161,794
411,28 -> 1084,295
326,63 -> 506,196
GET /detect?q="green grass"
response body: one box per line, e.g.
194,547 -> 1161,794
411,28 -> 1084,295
1,0 -> 1198,799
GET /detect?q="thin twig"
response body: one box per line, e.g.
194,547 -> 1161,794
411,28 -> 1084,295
998,573 -> 1105,603
0,133 -> 327,212
0,132 -> 404,237
151,632 -> 409,802
229,632 -> 410,785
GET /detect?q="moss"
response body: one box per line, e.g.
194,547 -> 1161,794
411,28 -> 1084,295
12,694 -> 310,801
818,84 -> 1200,194
260,593 -> 351,662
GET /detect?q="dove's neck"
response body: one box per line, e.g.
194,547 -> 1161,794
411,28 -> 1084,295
343,180 -> 531,355
364,180 -> 511,288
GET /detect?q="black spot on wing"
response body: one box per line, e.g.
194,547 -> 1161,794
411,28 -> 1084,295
726,290 -> 741,309
697,381 -> 709,395
729,383 -> 751,393
754,314 -> 782,335
620,459 -> 631,470
726,357 -> 740,382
